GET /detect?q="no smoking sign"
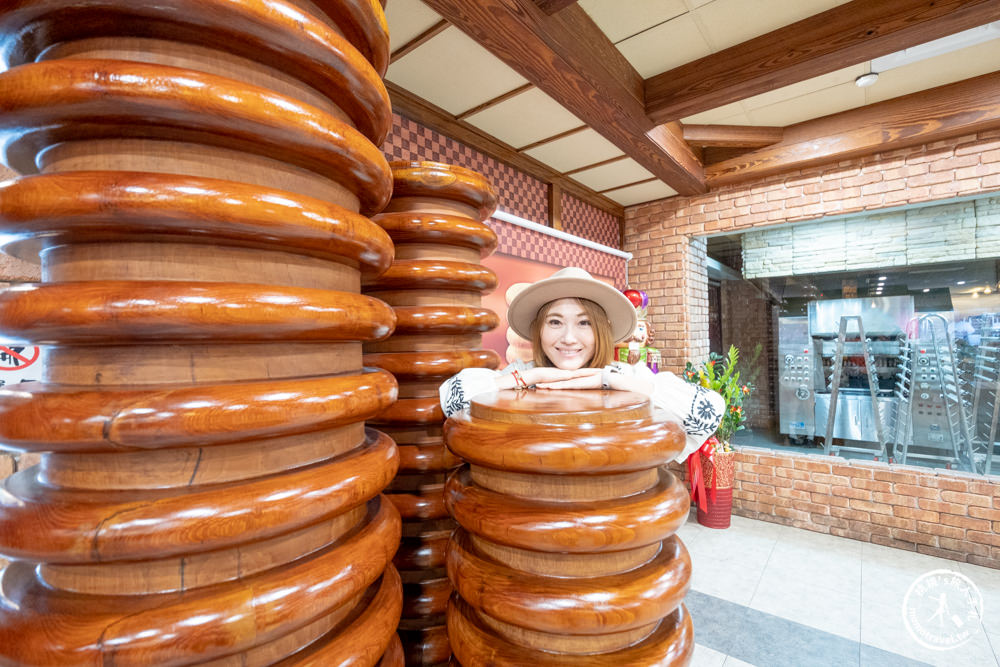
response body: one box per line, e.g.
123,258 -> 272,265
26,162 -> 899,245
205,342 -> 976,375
0,345 -> 39,371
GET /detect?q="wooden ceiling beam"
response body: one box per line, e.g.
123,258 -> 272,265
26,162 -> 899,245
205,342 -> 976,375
534,0 -> 578,15
422,0 -> 707,195
387,82 -> 625,217
682,124 -> 784,148
389,19 -> 450,64
705,71 -> 1000,186
646,0 -> 1000,124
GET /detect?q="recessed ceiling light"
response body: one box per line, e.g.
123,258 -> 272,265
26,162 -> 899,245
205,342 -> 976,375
957,281 -> 966,285
922,288 -> 930,293
855,73 -> 879,87
878,276 -> 887,281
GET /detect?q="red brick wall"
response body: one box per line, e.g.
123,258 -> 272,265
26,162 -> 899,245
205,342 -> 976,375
671,449 -> 1000,569
626,131 -> 1000,373
642,132 -> 1000,567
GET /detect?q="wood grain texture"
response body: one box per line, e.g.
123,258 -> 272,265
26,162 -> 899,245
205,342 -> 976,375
0,59 -> 392,213
0,496 -> 401,666
682,124 -> 783,148
362,161 -> 499,664
646,0 -> 1000,123
706,70 -> 1000,186
0,172 -> 394,272
372,212 -> 498,255
0,1 -> 400,662
0,0 -> 391,141
449,597 -> 694,666
420,0 -> 706,195
0,281 -> 396,344
444,390 -> 692,661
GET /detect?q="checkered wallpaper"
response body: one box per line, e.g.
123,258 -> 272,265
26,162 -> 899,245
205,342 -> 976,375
381,112 -> 627,288
486,217 -> 626,289
382,113 -> 548,224
561,192 -> 620,248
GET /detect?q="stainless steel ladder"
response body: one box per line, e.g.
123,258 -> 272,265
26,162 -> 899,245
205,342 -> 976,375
970,335 -> 1000,475
894,314 -> 975,469
822,316 -> 889,459
890,333 -> 914,464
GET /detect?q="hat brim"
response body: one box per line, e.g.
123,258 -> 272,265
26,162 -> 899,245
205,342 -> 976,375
507,276 -> 638,344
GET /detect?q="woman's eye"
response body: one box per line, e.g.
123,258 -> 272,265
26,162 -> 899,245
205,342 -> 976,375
547,319 -> 562,326
579,320 -> 591,327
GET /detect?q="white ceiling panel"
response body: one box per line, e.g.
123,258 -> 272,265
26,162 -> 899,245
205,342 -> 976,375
682,100 -> 751,125
745,81 -> 867,126
523,129 -> 624,173
739,63 -> 867,111
603,180 -> 678,206
616,13 -> 712,78
579,0 -> 688,43
385,27 -> 529,115
866,38 -> 1000,105
465,88 -> 583,149
385,0 -> 442,50
693,0 -> 850,51
571,158 -> 654,192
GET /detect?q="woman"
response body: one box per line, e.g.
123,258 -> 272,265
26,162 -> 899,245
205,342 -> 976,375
439,267 -> 724,460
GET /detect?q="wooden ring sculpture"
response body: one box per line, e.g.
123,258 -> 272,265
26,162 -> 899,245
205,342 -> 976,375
0,1 -> 404,664
444,390 -> 695,665
363,162 -> 501,665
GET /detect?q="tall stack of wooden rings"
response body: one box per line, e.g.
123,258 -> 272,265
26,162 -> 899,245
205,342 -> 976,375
445,390 -> 695,665
0,1 -> 405,664
364,161 -> 501,665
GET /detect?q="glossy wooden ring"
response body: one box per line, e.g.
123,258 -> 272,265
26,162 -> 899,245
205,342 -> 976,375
364,260 -> 497,292
0,281 -> 396,344
363,350 -> 501,380
394,533 -> 450,571
390,306 -> 499,335
0,59 -> 392,213
273,565 -> 402,666
377,633 -> 405,667
444,415 -> 685,473
401,577 -> 451,617
446,468 -> 689,553
372,212 -> 498,255
397,443 -> 463,473
0,369 -> 398,453
0,172 -> 394,272
0,430 -> 398,562
396,626 -> 450,666
448,529 -> 690,635
0,496 -> 401,665
0,0 -> 390,141
448,597 -> 694,666
386,490 -> 448,521
372,396 -> 444,425
388,161 -> 498,220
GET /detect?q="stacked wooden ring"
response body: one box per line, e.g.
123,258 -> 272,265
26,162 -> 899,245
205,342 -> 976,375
0,1 -> 404,664
363,161 -> 501,665
444,390 -> 695,665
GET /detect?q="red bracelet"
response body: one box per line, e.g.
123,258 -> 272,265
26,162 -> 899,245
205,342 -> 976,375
511,369 -> 528,389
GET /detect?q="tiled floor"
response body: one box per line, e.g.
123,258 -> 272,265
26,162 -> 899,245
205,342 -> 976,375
680,515 -> 1000,667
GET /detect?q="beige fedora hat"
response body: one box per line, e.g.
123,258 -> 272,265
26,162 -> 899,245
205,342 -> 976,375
506,267 -> 638,343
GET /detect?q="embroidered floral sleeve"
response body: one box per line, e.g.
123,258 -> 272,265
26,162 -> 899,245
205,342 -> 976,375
646,369 -> 725,461
438,362 -> 533,418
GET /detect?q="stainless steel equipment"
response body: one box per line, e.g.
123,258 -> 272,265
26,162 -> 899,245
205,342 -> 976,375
777,296 -> 914,457
778,316 -> 815,438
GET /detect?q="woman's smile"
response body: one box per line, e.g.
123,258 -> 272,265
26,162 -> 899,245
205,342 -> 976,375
540,298 -> 596,370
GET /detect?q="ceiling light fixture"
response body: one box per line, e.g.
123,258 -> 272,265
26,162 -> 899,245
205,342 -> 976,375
957,281 -> 966,285
872,21 -> 1000,72
922,288 -> 930,293
986,287 -> 993,295
878,276 -> 887,281
855,72 -> 879,87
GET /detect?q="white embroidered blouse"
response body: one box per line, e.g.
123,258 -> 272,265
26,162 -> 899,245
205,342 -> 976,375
439,360 -> 725,461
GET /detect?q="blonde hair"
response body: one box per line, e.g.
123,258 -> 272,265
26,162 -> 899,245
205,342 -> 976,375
529,298 -> 614,368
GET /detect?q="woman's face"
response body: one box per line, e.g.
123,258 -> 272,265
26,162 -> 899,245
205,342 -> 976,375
539,298 -> 595,370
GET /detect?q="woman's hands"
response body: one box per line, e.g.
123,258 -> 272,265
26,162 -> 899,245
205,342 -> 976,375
533,368 -> 603,389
